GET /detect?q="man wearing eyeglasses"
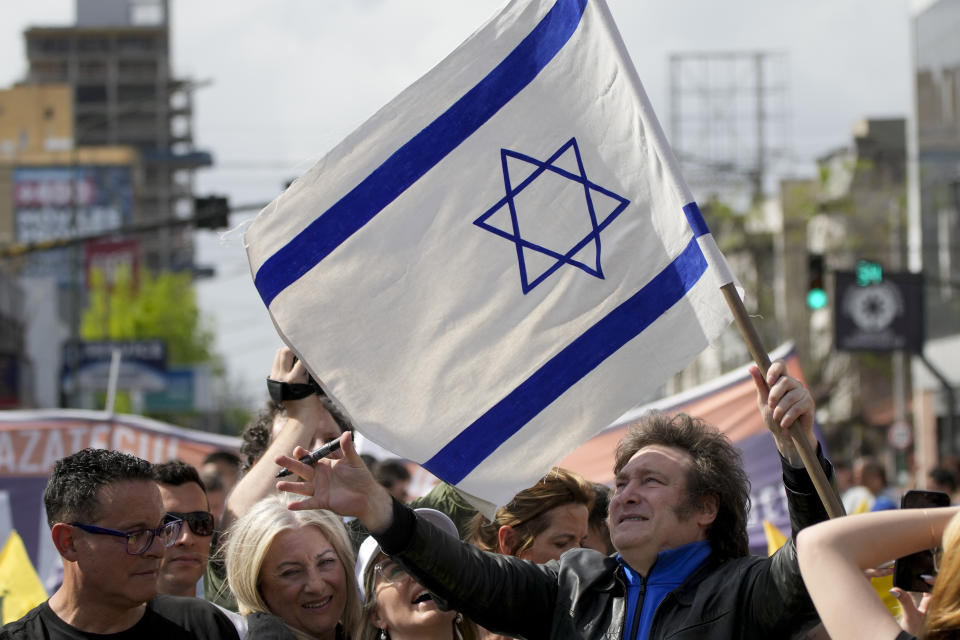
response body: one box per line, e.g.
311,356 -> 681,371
0,449 -> 239,640
153,460 -> 217,598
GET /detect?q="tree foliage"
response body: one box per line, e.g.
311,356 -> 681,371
81,264 -> 220,369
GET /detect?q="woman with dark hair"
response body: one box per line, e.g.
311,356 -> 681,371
466,467 -> 594,563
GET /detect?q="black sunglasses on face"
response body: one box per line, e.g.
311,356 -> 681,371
164,511 -> 215,537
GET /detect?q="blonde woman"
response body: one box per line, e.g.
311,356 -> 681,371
354,508 -> 478,640
798,505 -> 960,640
225,495 -> 362,640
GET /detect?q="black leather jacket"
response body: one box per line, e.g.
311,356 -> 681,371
375,449 -> 833,640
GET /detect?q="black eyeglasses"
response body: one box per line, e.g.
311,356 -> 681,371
164,511 -> 215,537
375,560 -> 410,584
69,518 -> 183,555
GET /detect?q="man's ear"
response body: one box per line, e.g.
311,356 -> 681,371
51,523 -> 81,561
498,525 -> 518,556
696,494 -> 719,528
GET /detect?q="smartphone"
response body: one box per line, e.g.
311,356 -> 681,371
892,489 -> 951,592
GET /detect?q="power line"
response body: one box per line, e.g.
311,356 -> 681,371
0,202 -> 269,259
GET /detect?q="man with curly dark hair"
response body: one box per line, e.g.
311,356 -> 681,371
237,401 -> 279,473
611,412 -> 751,564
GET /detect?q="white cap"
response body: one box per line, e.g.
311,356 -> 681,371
354,508 -> 458,601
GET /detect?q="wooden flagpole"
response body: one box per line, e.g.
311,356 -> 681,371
721,283 -> 844,519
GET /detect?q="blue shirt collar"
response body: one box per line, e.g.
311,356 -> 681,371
617,540 -> 712,640
618,539 -> 712,586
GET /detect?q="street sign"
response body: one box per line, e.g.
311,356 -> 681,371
61,339 -> 168,393
834,270 -> 924,353
143,367 -> 214,412
856,260 -> 883,286
887,421 -> 913,451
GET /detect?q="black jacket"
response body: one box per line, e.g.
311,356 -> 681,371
245,613 -> 347,639
375,449 -> 833,640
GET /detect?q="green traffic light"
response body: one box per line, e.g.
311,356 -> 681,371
807,288 -> 828,309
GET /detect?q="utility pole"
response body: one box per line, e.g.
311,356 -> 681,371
754,53 -> 766,206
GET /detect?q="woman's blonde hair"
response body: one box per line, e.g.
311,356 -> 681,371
466,467 -> 593,557
225,495 -> 362,638
357,549 -> 479,640
924,511 -> 960,639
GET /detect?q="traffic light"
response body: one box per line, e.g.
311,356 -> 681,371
194,196 -> 229,230
807,253 -> 827,309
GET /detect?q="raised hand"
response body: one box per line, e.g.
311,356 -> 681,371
269,346 -> 343,459
749,359 -> 816,465
275,431 -> 394,533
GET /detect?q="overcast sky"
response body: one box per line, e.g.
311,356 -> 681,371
1,1 -> 924,407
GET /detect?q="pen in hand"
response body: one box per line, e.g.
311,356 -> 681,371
275,438 -> 342,478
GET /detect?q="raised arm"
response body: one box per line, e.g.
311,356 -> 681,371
798,507 -> 960,640
221,347 -> 343,531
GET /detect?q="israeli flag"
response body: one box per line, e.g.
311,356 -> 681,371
245,0 -> 735,511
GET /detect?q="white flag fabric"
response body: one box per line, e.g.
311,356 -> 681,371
245,0 -> 736,511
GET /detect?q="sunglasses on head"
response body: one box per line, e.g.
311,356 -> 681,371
164,511 -> 215,537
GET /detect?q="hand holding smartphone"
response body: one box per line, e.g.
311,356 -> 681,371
892,489 -> 951,592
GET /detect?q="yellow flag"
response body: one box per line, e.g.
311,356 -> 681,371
870,572 -> 902,618
764,515 -> 899,617
0,531 -> 48,624
762,519 -> 788,556
844,496 -> 900,614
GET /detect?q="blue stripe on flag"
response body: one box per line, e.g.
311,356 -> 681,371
254,0 -> 590,306
423,235 -> 709,484
682,202 -> 709,238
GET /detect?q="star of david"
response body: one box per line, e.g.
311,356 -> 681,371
474,137 -> 630,294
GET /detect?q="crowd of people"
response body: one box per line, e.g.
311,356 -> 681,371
2,346 -> 957,640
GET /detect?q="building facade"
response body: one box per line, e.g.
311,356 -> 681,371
911,0 -> 960,462
0,83 -> 142,408
21,0 -> 209,274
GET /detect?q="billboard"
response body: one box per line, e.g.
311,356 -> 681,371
85,237 -> 140,289
60,339 -> 167,393
13,166 -> 134,285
